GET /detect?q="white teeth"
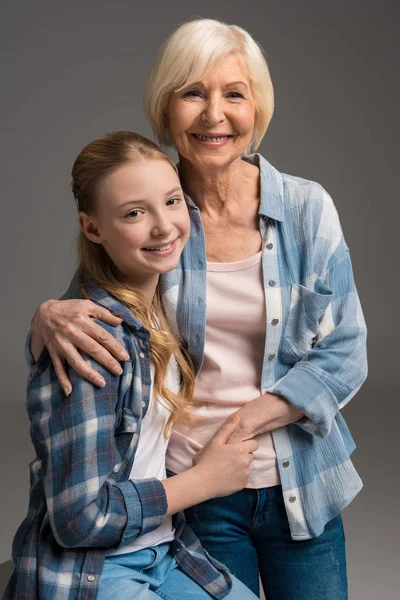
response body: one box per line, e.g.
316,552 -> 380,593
144,242 -> 173,251
194,134 -> 230,142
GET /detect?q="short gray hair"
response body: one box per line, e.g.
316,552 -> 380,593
144,19 -> 274,150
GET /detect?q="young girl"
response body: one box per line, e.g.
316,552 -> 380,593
4,132 -> 258,600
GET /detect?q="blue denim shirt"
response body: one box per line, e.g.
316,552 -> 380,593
160,153 -> 368,540
5,279 -> 232,600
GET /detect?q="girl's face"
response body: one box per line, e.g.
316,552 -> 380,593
80,158 -> 190,297
167,53 -> 256,172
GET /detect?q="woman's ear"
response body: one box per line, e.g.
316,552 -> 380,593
78,212 -> 104,244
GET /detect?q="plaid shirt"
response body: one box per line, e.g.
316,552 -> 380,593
161,153 -> 368,541
5,281 -> 232,600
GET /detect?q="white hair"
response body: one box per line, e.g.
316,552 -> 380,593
144,19 -> 274,150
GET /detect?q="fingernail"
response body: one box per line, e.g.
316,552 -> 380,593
120,351 -> 129,360
95,376 -> 106,387
113,365 -> 123,375
64,386 -> 72,396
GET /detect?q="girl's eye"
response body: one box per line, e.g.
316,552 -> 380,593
125,209 -> 144,219
166,197 -> 182,206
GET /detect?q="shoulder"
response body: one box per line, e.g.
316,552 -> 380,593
28,319 -> 140,405
281,173 -> 337,221
254,153 -> 340,226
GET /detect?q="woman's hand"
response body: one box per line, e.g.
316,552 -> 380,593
193,414 -> 258,497
31,299 -> 129,395
228,393 -> 305,444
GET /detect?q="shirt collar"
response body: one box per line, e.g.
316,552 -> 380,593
179,153 -> 285,221
82,276 -> 149,334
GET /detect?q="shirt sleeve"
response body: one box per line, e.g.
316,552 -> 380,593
267,187 -> 368,438
27,327 -> 168,549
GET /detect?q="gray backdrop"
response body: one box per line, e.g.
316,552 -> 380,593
1,1 -> 398,599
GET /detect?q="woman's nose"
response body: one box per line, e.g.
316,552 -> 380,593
201,98 -> 224,126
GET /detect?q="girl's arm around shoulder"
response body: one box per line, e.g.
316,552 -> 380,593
27,321 -> 168,550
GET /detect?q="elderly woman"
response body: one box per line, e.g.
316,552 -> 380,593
30,19 -> 367,600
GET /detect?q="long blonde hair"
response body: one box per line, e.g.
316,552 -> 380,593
71,131 -> 194,436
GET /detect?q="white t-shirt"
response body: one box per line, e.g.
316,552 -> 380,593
108,356 -> 180,555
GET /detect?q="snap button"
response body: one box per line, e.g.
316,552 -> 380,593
268,353 -> 275,360
266,243 -> 273,250
289,496 -> 296,503
87,575 -> 95,582
139,352 -> 145,359
283,460 -> 290,468
271,318 -> 279,325
268,280 -> 276,287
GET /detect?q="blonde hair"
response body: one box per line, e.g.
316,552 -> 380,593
144,18 -> 274,151
72,131 -> 194,436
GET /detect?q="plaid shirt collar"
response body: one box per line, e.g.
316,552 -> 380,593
82,276 -> 150,339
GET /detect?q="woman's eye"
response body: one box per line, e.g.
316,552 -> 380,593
183,89 -> 203,98
166,197 -> 182,206
227,91 -> 245,99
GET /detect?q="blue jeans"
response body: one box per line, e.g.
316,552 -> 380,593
98,542 -> 258,600
184,485 -> 348,600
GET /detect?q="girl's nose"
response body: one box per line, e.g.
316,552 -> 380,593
151,213 -> 174,237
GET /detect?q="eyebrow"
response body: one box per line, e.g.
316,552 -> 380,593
118,187 -> 183,208
183,79 -> 249,90
223,80 -> 249,88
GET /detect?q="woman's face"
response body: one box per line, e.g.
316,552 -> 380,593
167,53 -> 256,172
80,159 -> 190,291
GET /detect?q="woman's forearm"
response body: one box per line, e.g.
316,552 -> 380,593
228,393 -> 304,444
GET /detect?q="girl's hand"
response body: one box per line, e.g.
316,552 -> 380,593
31,299 -> 129,395
193,415 -> 259,498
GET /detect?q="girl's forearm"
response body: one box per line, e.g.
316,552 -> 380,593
162,465 -> 214,515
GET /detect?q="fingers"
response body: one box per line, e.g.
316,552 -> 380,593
211,414 -> 240,445
89,304 -> 123,328
51,353 -> 72,396
49,339 -> 107,388
54,321 -> 127,374
84,320 -> 129,362
241,439 -> 259,455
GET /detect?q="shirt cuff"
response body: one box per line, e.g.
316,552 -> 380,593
116,478 -> 168,546
267,364 -> 339,438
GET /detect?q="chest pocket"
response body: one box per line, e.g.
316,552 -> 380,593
281,278 -> 333,364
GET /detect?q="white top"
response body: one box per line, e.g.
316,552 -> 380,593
108,357 -> 180,555
167,251 -> 280,488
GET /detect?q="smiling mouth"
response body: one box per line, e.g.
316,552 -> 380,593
142,239 -> 177,252
191,134 -> 233,143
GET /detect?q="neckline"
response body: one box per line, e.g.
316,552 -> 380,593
207,251 -> 263,272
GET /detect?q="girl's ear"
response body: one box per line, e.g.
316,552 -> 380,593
78,212 -> 104,244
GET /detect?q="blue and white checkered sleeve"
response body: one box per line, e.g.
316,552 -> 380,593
269,188 -> 368,437
27,330 -> 167,549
